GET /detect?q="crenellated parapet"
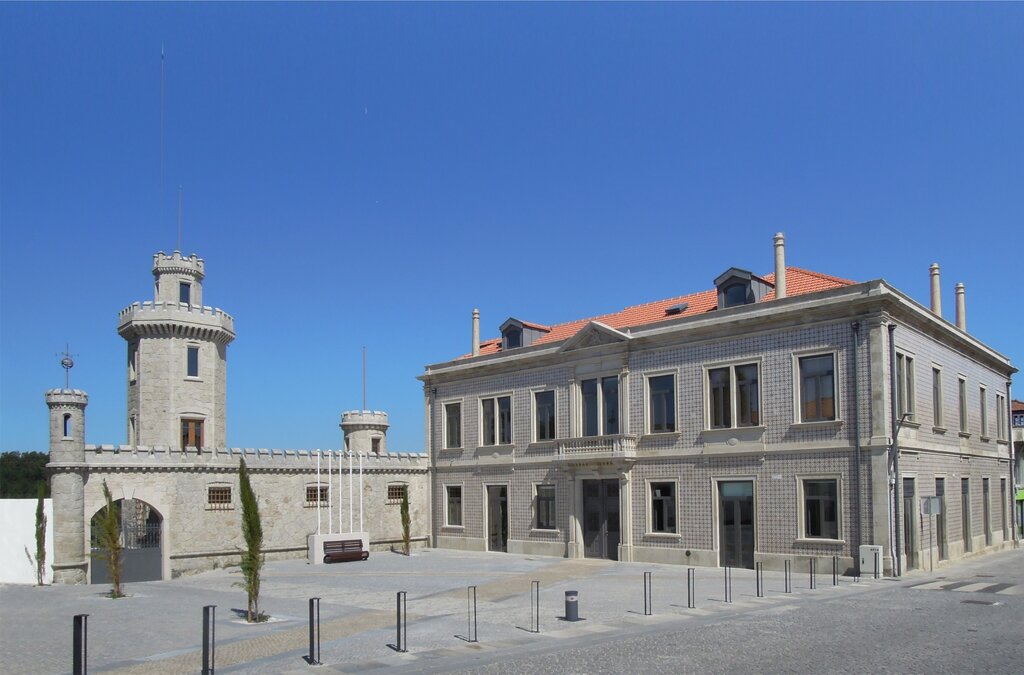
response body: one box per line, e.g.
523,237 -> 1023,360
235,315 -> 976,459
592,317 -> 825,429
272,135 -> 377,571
117,301 -> 235,344
68,445 -> 428,474
153,251 -> 205,279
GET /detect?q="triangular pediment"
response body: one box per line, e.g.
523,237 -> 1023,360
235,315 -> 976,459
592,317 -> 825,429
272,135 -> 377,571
558,322 -> 631,352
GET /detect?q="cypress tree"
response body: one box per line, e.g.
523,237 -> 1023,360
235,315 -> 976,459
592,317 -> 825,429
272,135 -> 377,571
238,458 -> 264,621
400,486 -> 411,555
34,482 -> 46,585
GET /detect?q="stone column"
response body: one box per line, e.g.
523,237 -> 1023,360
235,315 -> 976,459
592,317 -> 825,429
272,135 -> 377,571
46,389 -> 89,584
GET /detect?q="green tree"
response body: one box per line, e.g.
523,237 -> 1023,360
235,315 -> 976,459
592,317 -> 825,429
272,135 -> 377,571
400,486 -> 411,555
0,452 -> 49,498
238,459 -> 264,622
34,483 -> 47,585
92,481 -> 124,598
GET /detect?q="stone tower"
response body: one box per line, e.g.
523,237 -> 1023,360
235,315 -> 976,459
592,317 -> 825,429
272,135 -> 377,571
340,410 -> 389,454
118,252 -> 235,448
46,388 -> 89,584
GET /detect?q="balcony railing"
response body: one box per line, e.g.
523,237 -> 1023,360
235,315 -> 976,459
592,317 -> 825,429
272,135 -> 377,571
557,434 -> 637,461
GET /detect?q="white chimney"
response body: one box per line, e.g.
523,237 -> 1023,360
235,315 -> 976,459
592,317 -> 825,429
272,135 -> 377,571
773,232 -> 787,299
955,283 -> 966,331
472,308 -> 480,357
929,263 -> 942,316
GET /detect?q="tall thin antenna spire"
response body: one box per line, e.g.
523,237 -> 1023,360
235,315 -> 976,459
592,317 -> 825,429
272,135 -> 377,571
160,45 -> 166,232
362,346 -> 367,412
177,186 -> 183,251
57,344 -> 76,389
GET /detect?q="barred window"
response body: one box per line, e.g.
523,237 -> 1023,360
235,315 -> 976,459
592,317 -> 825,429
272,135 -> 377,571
305,484 -> 328,506
207,485 -> 232,510
388,484 -> 407,503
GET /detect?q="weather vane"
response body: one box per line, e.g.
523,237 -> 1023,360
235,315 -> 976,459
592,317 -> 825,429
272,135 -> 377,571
57,344 -> 77,389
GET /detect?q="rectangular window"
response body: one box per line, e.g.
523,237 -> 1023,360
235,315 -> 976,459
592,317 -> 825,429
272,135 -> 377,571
481,395 -> 512,445
650,481 -> 677,533
799,354 -> 835,422
535,484 -> 556,530
980,387 -> 988,437
708,363 -> 759,429
179,281 -> 191,304
958,377 -> 968,433
1001,478 -> 1008,538
983,477 -> 991,545
581,376 -> 619,436
935,477 -> 947,560
186,345 -> 199,378
896,353 -> 915,420
534,390 -> 556,441
932,367 -> 943,428
446,485 -> 462,527
305,484 -> 328,506
207,485 -> 231,509
444,402 -> 462,449
961,477 -> 971,551
387,484 -> 407,503
128,343 -> 138,382
995,394 -> 1006,440
648,374 -> 676,433
804,479 -> 839,539
181,418 -> 204,448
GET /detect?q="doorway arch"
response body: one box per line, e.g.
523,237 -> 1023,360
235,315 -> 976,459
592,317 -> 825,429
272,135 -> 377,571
90,498 -> 164,584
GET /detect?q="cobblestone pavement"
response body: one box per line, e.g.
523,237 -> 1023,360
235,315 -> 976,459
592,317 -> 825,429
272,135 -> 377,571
1,547 -> 1021,673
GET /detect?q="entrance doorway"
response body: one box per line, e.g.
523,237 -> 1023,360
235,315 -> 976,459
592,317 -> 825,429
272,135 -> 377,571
486,485 -> 508,552
719,481 -> 754,569
902,477 -> 917,570
582,479 -> 619,560
91,498 -> 163,583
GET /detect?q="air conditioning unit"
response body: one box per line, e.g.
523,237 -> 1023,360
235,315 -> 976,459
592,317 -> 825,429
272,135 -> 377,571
859,545 -> 884,577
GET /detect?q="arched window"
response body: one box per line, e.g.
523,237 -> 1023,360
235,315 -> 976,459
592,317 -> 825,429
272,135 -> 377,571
62,413 -> 72,438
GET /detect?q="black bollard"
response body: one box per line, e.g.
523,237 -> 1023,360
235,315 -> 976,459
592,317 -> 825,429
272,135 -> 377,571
785,560 -> 792,593
724,567 -> 732,603
643,571 -> 653,616
687,568 -> 696,609
73,614 -> 88,675
467,586 -> 478,643
756,562 -> 764,598
530,580 -> 540,633
307,597 -> 321,665
202,605 -> 216,675
395,591 -> 408,652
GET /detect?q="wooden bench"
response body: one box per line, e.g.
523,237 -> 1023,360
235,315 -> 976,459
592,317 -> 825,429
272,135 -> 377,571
323,539 -> 369,564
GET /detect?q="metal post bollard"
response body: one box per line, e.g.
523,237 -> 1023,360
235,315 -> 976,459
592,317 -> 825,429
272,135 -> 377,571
643,571 -> 653,616
785,560 -> 792,593
467,586 -> 478,643
202,605 -> 216,675
307,597 -> 321,665
809,558 -> 816,590
564,590 -> 580,621
832,556 -> 839,586
724,567 -> 732,603
756,562 -> 764,598
395,591 -> 408,652
530,580 -> 540,633
73,614 -> 88,675
687,568 -> 696,609
874,550 -> 880,579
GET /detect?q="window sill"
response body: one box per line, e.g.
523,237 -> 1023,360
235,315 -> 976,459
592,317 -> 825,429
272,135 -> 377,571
996,439 -> 1009,446
900,419 -> 921,429
789,420 -> 843,430
527,440 -> 558,450
701,426 -> 766,439
644,531 -> 681,539
440,446 -> 463,452
794,537 -> 845,546
641,431 -> 682,441
932,426 -> 948,435
442,525 -> 465,531
477,443 -> 514,451
980,436 -> 991,443
530,528 -> 560,535
958,431 -> 971,439
205,505 -> 233,512
184,377 -> 203,383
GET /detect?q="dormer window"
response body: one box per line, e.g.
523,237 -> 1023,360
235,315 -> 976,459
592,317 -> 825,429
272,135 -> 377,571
714,268 -> 773,309
499,318 -> 550,351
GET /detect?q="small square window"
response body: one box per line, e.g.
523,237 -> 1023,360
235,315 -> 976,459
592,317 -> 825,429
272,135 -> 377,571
305,484 -> 328,506
387,484 -> 407,503
207,485 -> 232,510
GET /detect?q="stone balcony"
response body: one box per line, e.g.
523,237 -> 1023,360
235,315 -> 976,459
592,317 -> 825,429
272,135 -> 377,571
557,434 -> 638,463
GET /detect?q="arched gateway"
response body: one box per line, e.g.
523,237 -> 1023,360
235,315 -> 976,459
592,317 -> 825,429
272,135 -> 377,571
90,498 -> 164,584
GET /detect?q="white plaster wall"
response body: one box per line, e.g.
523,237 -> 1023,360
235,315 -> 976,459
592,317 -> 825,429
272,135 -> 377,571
0,499 -> 54,584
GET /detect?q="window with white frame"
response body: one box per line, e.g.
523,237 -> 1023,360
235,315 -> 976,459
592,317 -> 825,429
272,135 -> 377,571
707,363 -> 759,429
649,481 -> 677,533
896,353 -> 915,420
802,479 -> 839,539
932,367 -> 943,428
648,374 -> 676,433
798,354 -> 836,422
581,376 -> 619,436
481,395 -> 512,445
958,377 -> 968,433
535,484 -> 556,530
534,390 -> 556,441
444,402 -> 462,449
446,485 -> 462,526
995,393 -> 1006,440
980,386 -> 988,437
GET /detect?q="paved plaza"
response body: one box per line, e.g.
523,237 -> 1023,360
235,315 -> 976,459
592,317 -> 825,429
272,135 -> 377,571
2,547 -> 1022,673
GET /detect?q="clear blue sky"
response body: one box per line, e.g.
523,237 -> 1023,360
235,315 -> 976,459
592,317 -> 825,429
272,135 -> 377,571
2,3 -> 1021,454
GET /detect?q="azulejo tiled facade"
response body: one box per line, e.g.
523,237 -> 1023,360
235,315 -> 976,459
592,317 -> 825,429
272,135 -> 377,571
419,234 -> 1017,575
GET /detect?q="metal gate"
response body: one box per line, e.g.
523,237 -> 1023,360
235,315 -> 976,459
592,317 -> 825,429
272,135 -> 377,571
91,499 -> 163,584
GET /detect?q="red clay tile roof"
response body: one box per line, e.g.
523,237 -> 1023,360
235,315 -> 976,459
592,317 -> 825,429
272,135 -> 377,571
1012,400 -> 1024,414
461,267 -> 854,359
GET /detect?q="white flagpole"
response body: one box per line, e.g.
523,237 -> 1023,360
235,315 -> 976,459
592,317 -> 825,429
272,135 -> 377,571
338,448 -> 343,534
315,450 -> 321,536
359,452 -> 364,533
348,448 -> 354,532
327,449 -> 333,535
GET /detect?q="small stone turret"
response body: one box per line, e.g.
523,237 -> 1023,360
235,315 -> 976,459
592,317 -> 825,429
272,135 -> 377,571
153,250 -> 205,306
46,388 -> 89,584
340,410 -> 389,454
